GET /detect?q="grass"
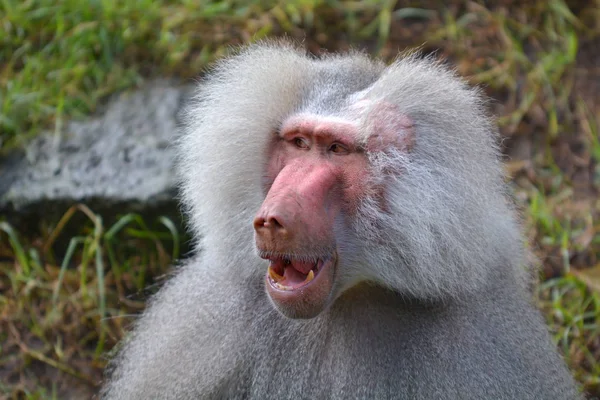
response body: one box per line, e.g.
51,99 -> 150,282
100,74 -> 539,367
1,206 -> 184,398
1,0 -> 599,398
0,0 -> 405,152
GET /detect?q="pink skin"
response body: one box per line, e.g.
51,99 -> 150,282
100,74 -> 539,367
253,105 -> 414,319
365,103 -> 415,153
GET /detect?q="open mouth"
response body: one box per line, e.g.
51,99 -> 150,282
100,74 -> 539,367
260,252 -> 337,319
267,257 -> 327,291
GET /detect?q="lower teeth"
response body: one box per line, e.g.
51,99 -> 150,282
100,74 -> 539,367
268,267 -> 315,289
305,269 -> 315,282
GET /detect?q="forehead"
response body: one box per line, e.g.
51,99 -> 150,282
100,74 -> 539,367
280,113 -> 359,143
301,62 -> 381,115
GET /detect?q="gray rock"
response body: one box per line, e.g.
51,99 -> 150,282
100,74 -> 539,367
0,80 -> 194,215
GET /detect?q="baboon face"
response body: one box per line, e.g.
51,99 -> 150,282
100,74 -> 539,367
254,107 -> 414,319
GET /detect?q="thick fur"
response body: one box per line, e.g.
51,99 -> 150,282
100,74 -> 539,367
102,41 -> 580,399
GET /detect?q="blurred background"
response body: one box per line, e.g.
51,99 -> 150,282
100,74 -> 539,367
0,0 -> 599,398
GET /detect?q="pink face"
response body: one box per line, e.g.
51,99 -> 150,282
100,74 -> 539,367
253,105 -> 414,319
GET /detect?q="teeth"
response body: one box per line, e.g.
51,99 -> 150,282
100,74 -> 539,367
275,282 -> 292,291
268,266 -> 284,282
304,270 -> 314,283
269,268 -> 315,290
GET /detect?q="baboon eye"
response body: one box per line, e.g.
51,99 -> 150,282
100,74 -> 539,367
329,143 -> 349,154
294,137 -> 309,149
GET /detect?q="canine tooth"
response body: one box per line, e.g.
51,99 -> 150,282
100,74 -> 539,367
304,270 -> 314,283
268,267 -> 284,282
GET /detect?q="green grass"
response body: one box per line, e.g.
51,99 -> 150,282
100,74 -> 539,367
0,0 -> 402,152
541,277 -> 600,389
1,207 -> 183,398
1,0 -> 227,150
1,0 -> 599,398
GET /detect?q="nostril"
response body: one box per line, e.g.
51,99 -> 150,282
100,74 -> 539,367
267,216 -> 283,229
253,215 -> 285,232
253,217 -> 267,230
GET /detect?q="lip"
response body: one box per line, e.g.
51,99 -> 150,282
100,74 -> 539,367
262,252 -> 337,319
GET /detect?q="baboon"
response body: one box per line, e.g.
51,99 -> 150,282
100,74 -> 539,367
102,41 -> 581,399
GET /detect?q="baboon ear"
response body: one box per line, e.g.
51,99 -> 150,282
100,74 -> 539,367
363,102 -> 415,153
